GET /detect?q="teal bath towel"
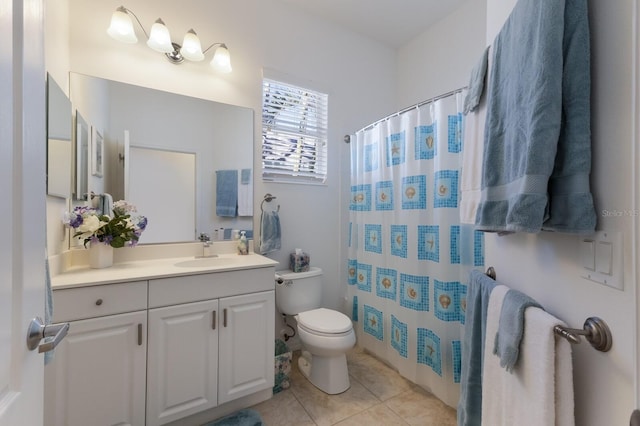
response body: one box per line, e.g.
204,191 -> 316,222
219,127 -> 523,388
259,210 -> 281,254
216,170 -> 238,217
457,270 -> 496,426
476,0 -> 596,233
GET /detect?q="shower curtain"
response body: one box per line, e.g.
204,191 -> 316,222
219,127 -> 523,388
347,92 -> 484,407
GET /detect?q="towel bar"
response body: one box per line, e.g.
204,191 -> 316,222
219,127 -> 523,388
554,317 -> 612,352
483,266 -> 612,352
486,266 -> 496,280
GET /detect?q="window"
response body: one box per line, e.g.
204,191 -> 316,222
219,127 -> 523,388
261,78 -> 328,184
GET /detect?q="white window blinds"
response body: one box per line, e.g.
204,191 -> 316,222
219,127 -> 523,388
261,78 -> 328,184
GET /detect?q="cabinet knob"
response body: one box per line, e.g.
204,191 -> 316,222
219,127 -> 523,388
95,298 -> 103,306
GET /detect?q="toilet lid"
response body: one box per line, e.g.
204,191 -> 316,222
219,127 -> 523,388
297,308 -> 353,334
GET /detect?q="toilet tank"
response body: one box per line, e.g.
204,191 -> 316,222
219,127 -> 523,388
275,267 -> 323,315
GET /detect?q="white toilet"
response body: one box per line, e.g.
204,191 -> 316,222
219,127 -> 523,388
275,267 -> 356,394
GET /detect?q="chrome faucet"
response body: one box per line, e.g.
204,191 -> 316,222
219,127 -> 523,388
197,233 -> 217,258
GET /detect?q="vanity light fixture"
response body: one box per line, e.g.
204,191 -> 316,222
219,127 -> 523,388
107,6 -> 232,73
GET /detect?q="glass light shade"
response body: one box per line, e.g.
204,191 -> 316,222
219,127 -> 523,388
146,18 -> 174,53
210,44 -> 232,73
106,7 -> 138,43
180,29 -> 204,61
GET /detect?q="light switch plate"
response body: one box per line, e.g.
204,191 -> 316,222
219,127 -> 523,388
579,231 -> 623,290
579,239 -> 595,271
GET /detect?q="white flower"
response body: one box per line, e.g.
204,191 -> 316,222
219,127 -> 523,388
77,215 -> 105,235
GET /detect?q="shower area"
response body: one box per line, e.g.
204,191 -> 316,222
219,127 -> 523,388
347,91 -> 484,407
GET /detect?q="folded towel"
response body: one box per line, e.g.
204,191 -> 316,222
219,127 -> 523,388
238,168 -> 253,217
216,170 -> 238,217
259,210 -> 281,254
457,270 -> 497,426
463,47 -> 489,114
459,91 -> 486,225
493,289 -> 542,372
482,286 -> 574,426
476,0 -> 596,233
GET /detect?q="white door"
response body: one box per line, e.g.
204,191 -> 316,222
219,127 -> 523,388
0,0 -> 47,424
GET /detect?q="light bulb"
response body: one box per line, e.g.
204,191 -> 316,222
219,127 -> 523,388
210,44 -> 232,73
180,29 -> 204,61
147,18 -> 173,53
107,6 -> 137,44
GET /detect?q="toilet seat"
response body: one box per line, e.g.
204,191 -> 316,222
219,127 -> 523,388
297,308 -> 353,336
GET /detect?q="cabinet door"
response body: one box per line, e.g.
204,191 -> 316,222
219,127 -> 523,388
218,290 -> 275,404
44,311 -> 147,426
147,299 -> 219,426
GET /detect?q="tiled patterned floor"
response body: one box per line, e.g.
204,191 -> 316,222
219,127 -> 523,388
250,347 -> 457,426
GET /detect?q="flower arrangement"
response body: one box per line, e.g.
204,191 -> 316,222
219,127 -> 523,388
64,200 -> 148,248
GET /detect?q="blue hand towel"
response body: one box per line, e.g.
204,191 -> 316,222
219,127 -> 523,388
476,0 -> 596,233
493,289 -> 542,372
259,210 -> 281,254
216,170 -> 238,217
463,46 -> 489,114
457,270 -> 497,426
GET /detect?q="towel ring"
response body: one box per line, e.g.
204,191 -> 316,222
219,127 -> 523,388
260,193 -> 280,212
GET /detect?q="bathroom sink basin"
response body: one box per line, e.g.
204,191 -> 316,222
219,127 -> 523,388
174,256 -> 240,268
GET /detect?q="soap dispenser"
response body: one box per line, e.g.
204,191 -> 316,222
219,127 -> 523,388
237,231 -> 248,255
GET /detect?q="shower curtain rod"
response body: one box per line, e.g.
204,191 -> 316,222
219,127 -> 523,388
345,86 -> 467,143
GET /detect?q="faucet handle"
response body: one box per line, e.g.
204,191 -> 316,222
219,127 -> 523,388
199,233 -> 211,242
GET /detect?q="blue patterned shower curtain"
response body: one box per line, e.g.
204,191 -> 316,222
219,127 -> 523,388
347,92 -> 484,407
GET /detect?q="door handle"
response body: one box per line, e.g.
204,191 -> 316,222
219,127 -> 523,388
26,317 -> 70,353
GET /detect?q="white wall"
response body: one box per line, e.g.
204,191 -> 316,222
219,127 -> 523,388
482,1 -> 635,425
397,0 -> 487,107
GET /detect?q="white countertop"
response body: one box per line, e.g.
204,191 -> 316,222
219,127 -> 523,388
52,253 -> 279,290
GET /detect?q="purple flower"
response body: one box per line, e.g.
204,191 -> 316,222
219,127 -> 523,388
67,213 -> 84,228
136,216 -> 148,231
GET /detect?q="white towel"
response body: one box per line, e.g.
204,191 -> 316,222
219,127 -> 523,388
482,285 -> 574,426
459,96 -> 486,224
238,169 -> 253,217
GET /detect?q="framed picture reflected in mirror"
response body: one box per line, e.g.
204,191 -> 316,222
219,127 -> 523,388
91,126 -> 103,177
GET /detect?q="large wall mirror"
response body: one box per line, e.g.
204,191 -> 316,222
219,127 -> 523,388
53,73 -> 254,245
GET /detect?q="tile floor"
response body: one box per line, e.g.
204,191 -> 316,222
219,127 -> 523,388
250,347 -> 457,426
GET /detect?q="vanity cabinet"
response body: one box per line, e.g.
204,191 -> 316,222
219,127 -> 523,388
44,281 -> 148,426
46,264 -> 276,426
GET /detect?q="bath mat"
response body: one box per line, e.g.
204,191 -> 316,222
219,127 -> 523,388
202,409 -> 263,426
